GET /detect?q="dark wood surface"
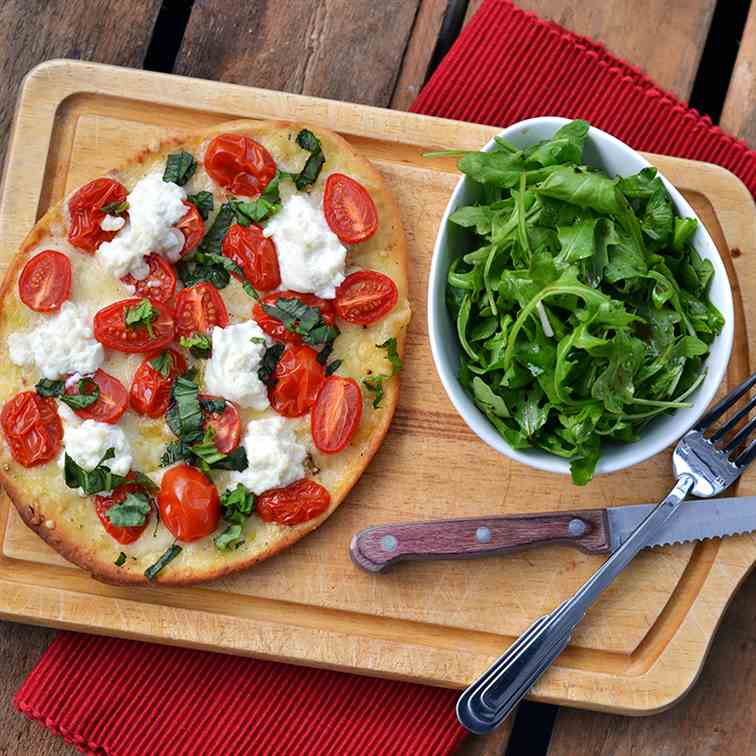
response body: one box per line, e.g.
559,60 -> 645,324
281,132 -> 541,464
0,1 -> 754,754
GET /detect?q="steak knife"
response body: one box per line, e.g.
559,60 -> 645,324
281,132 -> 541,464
350,496 -> 756,573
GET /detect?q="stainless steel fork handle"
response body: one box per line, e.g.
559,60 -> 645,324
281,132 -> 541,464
457,474 -> 695,734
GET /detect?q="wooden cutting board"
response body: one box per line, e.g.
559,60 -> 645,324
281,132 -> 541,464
1,59 -> 755,715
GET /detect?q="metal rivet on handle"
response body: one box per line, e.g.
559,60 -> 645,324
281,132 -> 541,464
475,527 -> 492,544
568,518 -> 587,537
380,534 -> 398,552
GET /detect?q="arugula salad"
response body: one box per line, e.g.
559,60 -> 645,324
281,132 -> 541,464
441,119 -> 724,484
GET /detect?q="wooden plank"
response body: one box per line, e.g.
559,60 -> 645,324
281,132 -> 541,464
547,570 -> 756,756
464,0 -> 716,100
390,0 -> 450,110
1,63 -> 755,719
720,1 -> 756,149
174,0 -> 421,107
0,621 -> 73,754
0,0 -> 162,167
457,715 -> 515,756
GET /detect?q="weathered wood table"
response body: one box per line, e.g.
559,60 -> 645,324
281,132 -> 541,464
0,2 -> 754,754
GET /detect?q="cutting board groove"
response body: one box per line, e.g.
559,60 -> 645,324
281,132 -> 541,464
0,60 -> 755,714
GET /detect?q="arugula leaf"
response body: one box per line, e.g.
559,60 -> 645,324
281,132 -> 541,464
163,150 -> 197,186
258,343 -> 285,387
672,217 -> 697,251
105,492 -> 151,527
64,448 -> 125,495
186,191 -> 214,220
538,166 -> 621,215
144,544 -> 182,580
124,298 -> 157,338
100,200 -> 129,216
180,333 -> 212,358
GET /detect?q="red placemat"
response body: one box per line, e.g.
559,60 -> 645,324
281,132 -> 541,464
14,1 -> 756,754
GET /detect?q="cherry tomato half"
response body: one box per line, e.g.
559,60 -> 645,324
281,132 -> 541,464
269,345 -> 325,418
222,223 -> 281,291
253,291 -> 335,345
177,200 -> 204,256
157,464 -> 220,542
204,134 -> 277,197
67,178 -> 128,253
200,395 -> 241,453
1,391 -> 62,467
130,349 -> 187,418
94,297 -> 175,353
311,376 -> 363,454
257,479 -> 331,526
121,254 -> 177,303
95,477 -> 150,545
334,271 -> 398,325
18,250 -> 72,313
66,369 -> 128,424
323,173 -> 378,245
174,283 -> 229,338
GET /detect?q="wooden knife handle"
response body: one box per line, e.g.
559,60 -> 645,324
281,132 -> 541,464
349,510 -> 611,573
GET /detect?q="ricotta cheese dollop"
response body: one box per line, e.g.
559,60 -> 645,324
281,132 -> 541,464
57,404 -> 133,477
231,415 -> 306,495
263,193 -> 346,298
97,172 -> 187,280
203,320 -> 271,410
8,301 -> 104,380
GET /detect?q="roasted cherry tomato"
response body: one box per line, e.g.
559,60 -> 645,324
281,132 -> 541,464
253,290 -> 335,345
18,250 -> 72,313
200,395 -> 241,453
66,369 -> 128,424
95,477 -> 150,545
177,200 -> 204,256
130,349 -> 187,418
269,345 -> 325,418
121,254 -> 177,303
1,391 -> 62,467
257,479 -> 331,526
334,271 -> 398,325
157,464 -> 220,542
323,173 -> 378,245
67,178 -> 128,253
311,376 -> 363,454
204,134 -> 277,197
174,283 -> 229,337
222,223 -> 281,291
94,297 -> 175,353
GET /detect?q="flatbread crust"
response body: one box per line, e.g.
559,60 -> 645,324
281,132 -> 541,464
0,120 -> 410,585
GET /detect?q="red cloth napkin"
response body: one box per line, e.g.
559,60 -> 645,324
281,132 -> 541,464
15,1 -> 756,754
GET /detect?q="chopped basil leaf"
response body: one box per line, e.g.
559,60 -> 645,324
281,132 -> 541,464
130,471 -> 159,494
149,351 -> 172,377
192,251 -> 259,300
163,151 -> 197,186
186,190 -> 214,220
199,397 -> 226,414
124,298 -> 157,338
144,544 -> 182,580
100,200 -> 129,216
230,172 -> 283,225
250,336 -> 266,344
105,491 -> 151,527
289,129 -> 325,190
325,360 -> 342,376
211,446 -> 248,471
114,552 -> 127,567
190,428 -> 227,469
176,257 -> 230,289
64,448 -> 125,495
316,341 -> 334,366
35,378 -> 65,397
214,524 -> 245,551
160,440 -> 190,467
179,332 -> 212,359
198,202 -> 236,256
257,342 -> 284,387
59,377 -> 100,410
261,297 -> 339,347
363,375 -> 386,409
165,372 -> 204,443
378,337 -> 403,375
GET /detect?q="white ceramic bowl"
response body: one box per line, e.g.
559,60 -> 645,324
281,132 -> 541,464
428,117 -> 735,477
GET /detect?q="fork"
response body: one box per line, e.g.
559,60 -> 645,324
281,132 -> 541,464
457,371 -> 756,734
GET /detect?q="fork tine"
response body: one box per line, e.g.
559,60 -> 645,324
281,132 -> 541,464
722,415 -> 756,454
694,371 -> 756,431
711,394 -> 756,442
735,437 -> 756,468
